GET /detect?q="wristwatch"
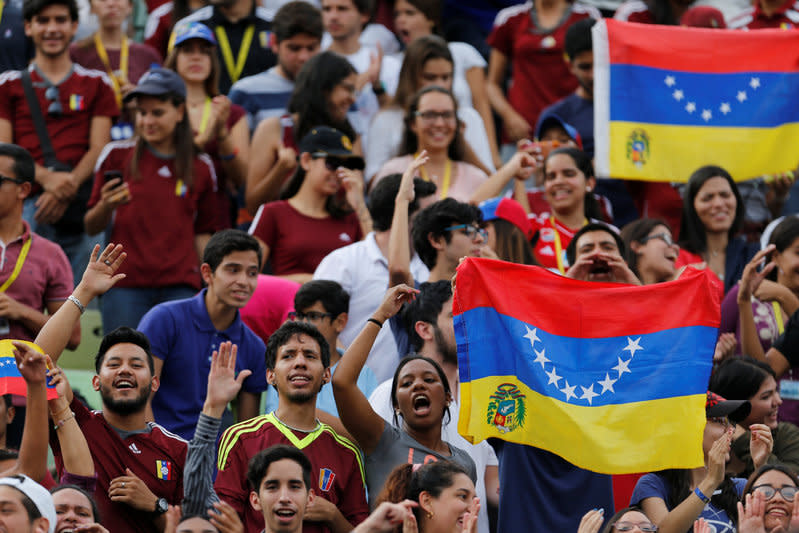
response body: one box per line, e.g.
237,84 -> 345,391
154,497 -> 169,515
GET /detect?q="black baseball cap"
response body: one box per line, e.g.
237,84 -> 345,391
298,126 -> 365,170
124,68 -> 187,103
706,391 -> 751,423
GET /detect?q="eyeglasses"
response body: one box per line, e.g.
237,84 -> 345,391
640,232 -> 676,247
311,153 -> 365,171
288,310 -> 335,322
753,484 -> 799,501
444,224 -> 487,241
414,110 -> 456,123
45,85 -> 62,116
614,522 -> 658,532
0,174 -> 25,186
708,416 -> 732,428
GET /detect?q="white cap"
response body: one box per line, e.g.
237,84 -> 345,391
0,475 -> 56,533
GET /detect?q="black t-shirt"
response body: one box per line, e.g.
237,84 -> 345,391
774,308 -> 799,366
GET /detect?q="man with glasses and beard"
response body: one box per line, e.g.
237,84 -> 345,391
0,0 -> 117,287
215,320 -> 369,533
366,280 -> 499,533
50,326 -> 187,533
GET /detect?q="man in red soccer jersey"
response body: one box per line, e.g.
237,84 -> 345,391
0,0 -> 117,286
215,320 -> 368,533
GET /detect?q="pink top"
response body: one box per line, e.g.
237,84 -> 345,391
373,155 -> 487,203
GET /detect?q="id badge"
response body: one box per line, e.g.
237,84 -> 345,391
111,122 -> 134,141
781,379 -> 799,400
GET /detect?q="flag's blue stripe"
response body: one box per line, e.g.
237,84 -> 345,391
0,357 -> 22,379
455,307 -> 714,407
609,65 -> 799,127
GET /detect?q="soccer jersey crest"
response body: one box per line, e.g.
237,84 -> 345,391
318,468 -> 335,492
156,460 -> 173,480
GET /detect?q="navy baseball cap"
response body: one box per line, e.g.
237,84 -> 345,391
124,68 -> 187,102
535,112 -> 583,149
171,21 -> 217,50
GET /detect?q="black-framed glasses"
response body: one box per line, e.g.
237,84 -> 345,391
311,153 -> 365,171
753,484 -> 799,501
45,85 -> 62,116
640,232 -> 676,247
414,110 -> 457,123
614,522 -> 658,532
444,224 -> 487,241
288,310 -> 335,322
0,174 -> 25,186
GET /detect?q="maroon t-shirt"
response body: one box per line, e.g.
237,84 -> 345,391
144,2 -> 174,60
50,398 -> 187,533
487,2 -> 601,138
0,64 -> 118,168
90,140 -> 221,288
69,39 -> 162,86
215,413 -> 369,533
249,200 -> 362,275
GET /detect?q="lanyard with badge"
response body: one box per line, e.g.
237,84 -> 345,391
414,153 -> 452,199
95,33 -> 134,139
0,236 -> 32,335
215,25 -> 254,85
773,302 -> 799,400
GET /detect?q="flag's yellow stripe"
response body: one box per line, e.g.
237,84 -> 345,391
459,376 -> 706,474
607,121 -> 799,182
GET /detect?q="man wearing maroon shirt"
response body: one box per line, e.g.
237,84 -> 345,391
0,0 -> 117,286
215,321 -> 368,533
730,0 -> 799,30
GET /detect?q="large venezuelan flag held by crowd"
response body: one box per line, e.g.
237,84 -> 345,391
453,259 -> 719,474
593,19 -> 799,183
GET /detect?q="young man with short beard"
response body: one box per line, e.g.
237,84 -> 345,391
215,321 -> 368,533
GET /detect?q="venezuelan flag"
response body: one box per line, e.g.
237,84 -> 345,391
453,259 -> 719,474
0,340 -> 58,400
593,20 -> 799,182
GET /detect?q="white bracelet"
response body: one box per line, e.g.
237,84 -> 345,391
67,295 -> 85,314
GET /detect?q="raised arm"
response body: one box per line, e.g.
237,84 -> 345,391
737,247 -> 775,361
332,285 -> 418,455
388,153 -> 428,288
469,152 -> 535,205
47,364 -> 95,478
34,243 -> 126,361
244,117 -> 296,213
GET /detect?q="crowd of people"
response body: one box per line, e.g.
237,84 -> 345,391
0,0 -> 798,531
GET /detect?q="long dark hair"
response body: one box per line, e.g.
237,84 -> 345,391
400,86 -> 465,161
491,219 -> 537,265
130,92 -> 197,187
767,216 -> 799,282
288,52 -> 357,142
278,155 -> 353,219
163,40 -> 221,97
658,469 -> 739,529
390,355 -> 451,427
542,147 -> 601,221
620,218 -> 670,279
710,357 -> 776,403
393,35 -> 452,110
678,165 -> 744,255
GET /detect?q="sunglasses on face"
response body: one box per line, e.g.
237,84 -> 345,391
614,522 -> 658,532
311,152 -> 365,171
639,232 -> 676,247
414,110 -> 456,123
444,224 -> 487,241
0,174 -> 25,186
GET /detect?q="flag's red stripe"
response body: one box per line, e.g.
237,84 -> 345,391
0,377 -> 59,399
453,260 -> 719,338
605,20 -> 799,73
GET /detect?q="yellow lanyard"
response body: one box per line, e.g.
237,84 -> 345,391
415,155 -> 452,199
550,216 -> 587,274
0,1 -> 5,27
197,97 -> 212,135
94,33 -> 129,109
774,301 -> 785,335
0,237 -> 31,293
215,25 -> 254,84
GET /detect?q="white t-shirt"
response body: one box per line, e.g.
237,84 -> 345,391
369,379 -> 498,533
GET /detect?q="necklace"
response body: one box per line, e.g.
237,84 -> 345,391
272,412 -> 320,433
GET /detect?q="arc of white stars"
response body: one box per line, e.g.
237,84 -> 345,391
561,380 -> 577,402
720,102 -> 731,115
546,367 -> 561,387
580,384 -> 599,405
613,357 -> 632,378
523,326 -> 540,348
737,91 -> 747,103
686,102 -> 696,113
599,373 -> 617,394
701,109 -> 712,122
623,337 -> 643,358
533,348 -> 550,369
665,75 -> 676,87
672,89 -> 683,101
750,77 -> 760,89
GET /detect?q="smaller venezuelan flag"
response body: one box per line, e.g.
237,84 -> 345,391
156,460 -> 173,480
69,94 -> 84,111
174,179 -> 187,198
454,259 -> 719,474
318,468 -> 335,492
0,340 -> 58,400
593,20 -> 799,182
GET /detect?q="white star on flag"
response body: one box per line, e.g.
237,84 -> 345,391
720,102 -> 731,115
702,109 -> 712,122
750,77 -> 760,89
580,384 -> 599,405
686,102 -> 696,113
672,89 -> 684,101
613,357 -> 632,377
623,337 -> 643,358
561,380 -> 577,401
533,348 -> 550,369
599,373 -> 617,394
546,367 -> 562,386
737,91 -> 747,103
664,75 -> 676,87
523,326 -> 540,347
